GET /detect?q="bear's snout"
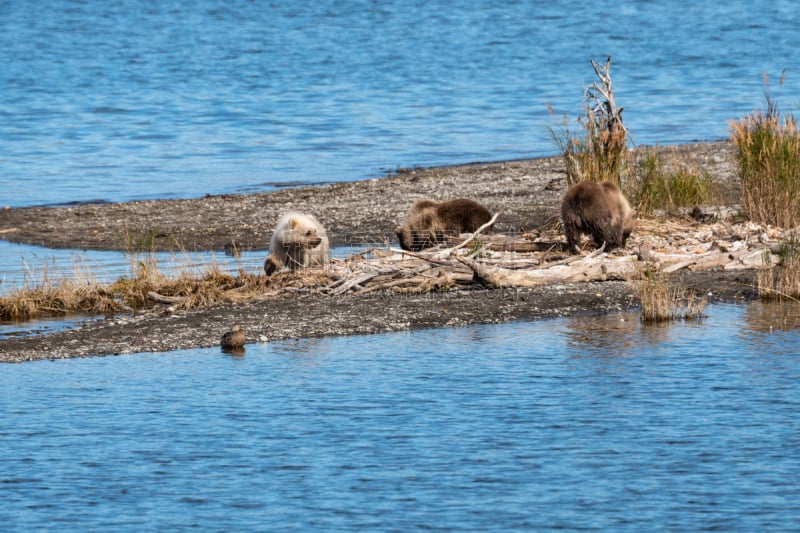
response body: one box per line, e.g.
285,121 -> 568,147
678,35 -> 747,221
309,237 -> 322,247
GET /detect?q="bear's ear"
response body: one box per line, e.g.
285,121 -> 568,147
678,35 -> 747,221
289,218 -> 298,229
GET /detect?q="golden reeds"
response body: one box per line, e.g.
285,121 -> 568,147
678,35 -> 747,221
728,72 -> 800,228
549,57 -> 629,188
758,235 -> 800,303
637,272 -> 707,323
0,251 -> 321,322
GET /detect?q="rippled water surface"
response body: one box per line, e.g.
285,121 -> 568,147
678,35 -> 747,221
3,4 -> 800,528
2,0 -> 799,206
2,304 -> 800,530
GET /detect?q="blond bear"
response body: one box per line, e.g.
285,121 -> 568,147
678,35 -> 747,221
264,212 -> 329,275
395,198 -> 493,251
561,181 -> 635,254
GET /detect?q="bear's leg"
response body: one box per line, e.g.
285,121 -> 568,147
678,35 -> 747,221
264,255 -> 283,276
564,222 -> 581,254
285,248 -> 305,270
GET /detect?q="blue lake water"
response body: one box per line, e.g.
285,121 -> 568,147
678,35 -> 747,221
0,239 -> 363,337
2,303 -> 800,530
3,4 -> 800,528
2,0 -> 799,207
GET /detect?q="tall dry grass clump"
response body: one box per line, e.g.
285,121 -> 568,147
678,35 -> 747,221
550,56 -> 629,188
0,259 -> 124,321
629,148 -> 714,216
0,246 -> 335,322
549,56 -> 715,217
728,71 -> 800,228
637,272 -> 707,323
106,255 -> 166,309
758,233 -> 800,302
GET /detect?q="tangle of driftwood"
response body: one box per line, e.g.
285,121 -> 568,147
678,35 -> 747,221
145,213 -> 786,303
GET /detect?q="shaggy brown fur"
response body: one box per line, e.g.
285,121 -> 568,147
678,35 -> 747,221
396,198 -> 492,251
561,181 -> 635,253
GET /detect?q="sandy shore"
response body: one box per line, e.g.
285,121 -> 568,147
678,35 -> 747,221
1,141 -> 758,363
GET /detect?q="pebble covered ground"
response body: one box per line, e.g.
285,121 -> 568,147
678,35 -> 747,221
1,141 -> 758,363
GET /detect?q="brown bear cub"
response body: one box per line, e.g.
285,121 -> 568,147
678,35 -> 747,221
396,198 -> 492,251
561,181 -> 635,254
264,212 -> 329,275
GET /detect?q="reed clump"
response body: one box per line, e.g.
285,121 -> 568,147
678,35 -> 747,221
0,260 -> 126,321
628,148 -> 714,216
550,56 -> 718,217
637,271 -> 707,323
728,72 -> 800,228
0,252 -> 318,322
758,233 -> 800,302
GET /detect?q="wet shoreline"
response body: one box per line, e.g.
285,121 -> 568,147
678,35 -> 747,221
0,141 -> 756,363
0,270 -> 760,363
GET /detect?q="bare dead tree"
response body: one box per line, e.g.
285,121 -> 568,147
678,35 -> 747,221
556,56 -> 630,187
585,56 -> 628,154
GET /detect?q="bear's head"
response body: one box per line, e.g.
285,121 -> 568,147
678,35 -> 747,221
396,207 -> 441,251
282,217 -> 322,248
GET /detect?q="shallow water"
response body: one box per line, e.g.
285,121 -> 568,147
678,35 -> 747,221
2,303 -> 799,530
0,240 -> 264,289
3,5 -> 800,528
0,240 -> 372,288
0,240 -> 370,337
2,0 -> 799,207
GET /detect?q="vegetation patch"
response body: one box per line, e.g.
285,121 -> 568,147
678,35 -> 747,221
729,71 -> 800,228
636,270 -> 707,323
758,232 -> 800,302
551,56 -> 718,215
549,56 -> 629,188
628,148 -> 714,216
0,252 -> 334,322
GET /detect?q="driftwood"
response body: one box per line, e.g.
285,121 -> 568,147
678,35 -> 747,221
238,213 -> 784,298
453,246 -> 637,288
484,239 -> 563,253
449,212 -> 500,251
587,56 -> 628,143
147,291 -> 185,304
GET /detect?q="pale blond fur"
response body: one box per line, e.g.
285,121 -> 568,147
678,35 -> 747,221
264,212 -> 329,275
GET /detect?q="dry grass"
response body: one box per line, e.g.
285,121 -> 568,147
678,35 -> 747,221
628,147 -> 715,215
728,72 -> 800,228
637,272 -> 707,323
0,251 -> 334,322
552,113 -> 629,188
550,58 -> 718,218
0,258 -> 125,321
758,234 -> 800,302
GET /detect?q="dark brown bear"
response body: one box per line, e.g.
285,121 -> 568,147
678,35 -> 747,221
396,198 -> 492,251
561,181 -> 635,253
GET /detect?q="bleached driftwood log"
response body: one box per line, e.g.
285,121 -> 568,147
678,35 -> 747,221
147,291 -> 185,304
454,249 -> 638,288
309,215 -> 782,295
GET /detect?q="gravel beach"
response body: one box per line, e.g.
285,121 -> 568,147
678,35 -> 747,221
0,141 -> 759,363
